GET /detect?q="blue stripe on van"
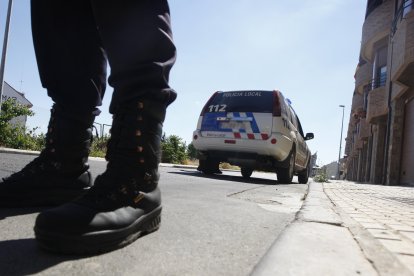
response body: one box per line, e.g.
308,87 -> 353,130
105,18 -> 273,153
201,112 -> 232,132
201,112 -> 261,134
246,112 -> 260,133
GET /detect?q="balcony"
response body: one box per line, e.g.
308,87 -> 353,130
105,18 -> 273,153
351,93 -> 364,114
366,86 -> 388,123
345,140 -> 351,156
361,0 -> 393,61
390,7 -> 414,87
355,62 -> 373,93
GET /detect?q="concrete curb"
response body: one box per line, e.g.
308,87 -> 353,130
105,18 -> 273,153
159,163 -> 197,169
251,181 -> 378,276
0,147 -> 41,156
0,147 -> 234,171
0,147 -> 108,161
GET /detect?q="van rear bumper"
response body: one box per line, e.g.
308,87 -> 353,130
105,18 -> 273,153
193,131 -> 292,159
197,150 -> 291,171
193,131 -> 293,170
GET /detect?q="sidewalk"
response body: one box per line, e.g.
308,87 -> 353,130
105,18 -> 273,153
252,180 -> 414,276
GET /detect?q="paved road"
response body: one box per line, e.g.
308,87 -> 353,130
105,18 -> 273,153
0,152 -> 308,276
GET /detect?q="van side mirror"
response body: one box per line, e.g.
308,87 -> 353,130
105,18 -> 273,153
305,133 -> 314,141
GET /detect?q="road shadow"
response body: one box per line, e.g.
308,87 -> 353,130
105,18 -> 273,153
169,169 -> 298,185
0,238 -> 82,276
0,207 -> 47,220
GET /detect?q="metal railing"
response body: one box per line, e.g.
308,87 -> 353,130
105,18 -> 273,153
391,0 -> 414,36
93,122 -> 112,139
362,74 -> 387,94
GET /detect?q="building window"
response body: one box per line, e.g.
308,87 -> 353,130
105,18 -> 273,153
372,46 -> 388,89
403,0 -> 413,16
366,0 -> 383,18
393,0 -> 414,34
376,66 -> 387,88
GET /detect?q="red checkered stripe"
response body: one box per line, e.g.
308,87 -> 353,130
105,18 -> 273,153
233,132 -> 269,140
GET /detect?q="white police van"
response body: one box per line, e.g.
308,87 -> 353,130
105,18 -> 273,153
192,90 -> 314,184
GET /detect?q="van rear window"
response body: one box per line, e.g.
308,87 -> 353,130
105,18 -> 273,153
207,91 -> 273,113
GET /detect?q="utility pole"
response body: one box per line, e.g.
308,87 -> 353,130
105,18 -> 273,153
337,105 -> 345,180
0,0 -> 14,109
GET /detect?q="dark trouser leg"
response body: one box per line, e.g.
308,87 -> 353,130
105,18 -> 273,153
31,0 -> 107,115
34,0 -> 176,254
90,0 -> 176,110
0,1 -> 106,207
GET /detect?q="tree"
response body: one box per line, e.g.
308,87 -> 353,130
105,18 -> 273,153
0,98 -> 40,149
0,98 -> 33,125
161,134 -> 188,164
187,142 -> 198,160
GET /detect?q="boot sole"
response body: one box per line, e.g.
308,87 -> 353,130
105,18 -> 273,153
0,171 -> 93,207
34,206 -> 162,255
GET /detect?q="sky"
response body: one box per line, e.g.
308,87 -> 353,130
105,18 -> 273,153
0,0 -> 366,166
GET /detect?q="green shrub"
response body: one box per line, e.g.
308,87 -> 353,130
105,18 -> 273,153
0,98 -> 43,150
313,172 -> 329,183
187,142 -> 198,160
0,100 -> 194,165
90,135 -> 109,158
161,134 -> 188,164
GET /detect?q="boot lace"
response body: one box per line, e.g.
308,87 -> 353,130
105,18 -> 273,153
75,99 -> 163,209
76,168 -> 157,209
106,100 -> 159,170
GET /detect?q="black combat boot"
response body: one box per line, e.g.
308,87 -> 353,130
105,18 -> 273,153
0,104 -> 95,207
34,93 -> 175,254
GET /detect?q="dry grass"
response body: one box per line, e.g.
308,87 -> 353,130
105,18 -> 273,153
182,159 -> 199,166
220,162 -> 240,170
181,159 -> 240,171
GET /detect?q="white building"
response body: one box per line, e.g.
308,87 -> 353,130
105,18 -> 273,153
2,81 -> 33,127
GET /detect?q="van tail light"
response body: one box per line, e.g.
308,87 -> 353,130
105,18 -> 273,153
200,91 -> 219,116
273,90 -> 281,117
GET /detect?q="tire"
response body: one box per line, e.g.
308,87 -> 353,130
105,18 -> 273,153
198,158 -> 221,174
277,150 -> 295,184
241,167 -> 253,179
298,161 -> 310,184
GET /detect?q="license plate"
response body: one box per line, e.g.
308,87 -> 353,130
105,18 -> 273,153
220,121 -> 247,130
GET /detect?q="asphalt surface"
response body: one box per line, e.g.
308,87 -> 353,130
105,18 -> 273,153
0,152 -> 308,276
3,149 -> 414,275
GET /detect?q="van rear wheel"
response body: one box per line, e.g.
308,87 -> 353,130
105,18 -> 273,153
241,167 -> 253,179
198,158 -> 222,175
298,162 -> 310,184
277,150 -> 295,184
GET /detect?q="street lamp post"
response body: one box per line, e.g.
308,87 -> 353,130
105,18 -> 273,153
337,105 -> 345,180
0,0 -> 14,109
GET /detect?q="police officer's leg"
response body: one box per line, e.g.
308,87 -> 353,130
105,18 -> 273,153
34,0 -> 177,254
0,0 -> 106,207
